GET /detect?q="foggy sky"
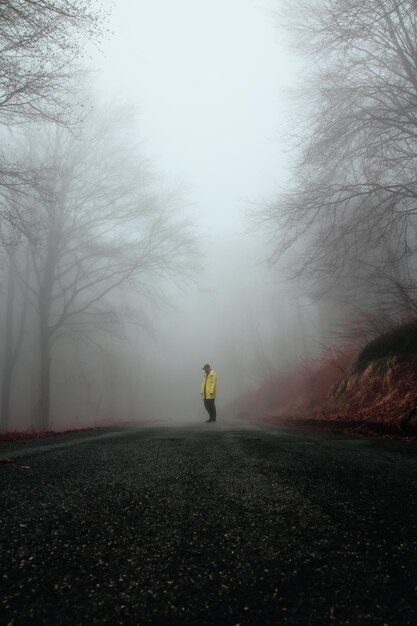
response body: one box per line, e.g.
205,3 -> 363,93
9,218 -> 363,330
90,0 -> 306,421
96,0 -> 297,231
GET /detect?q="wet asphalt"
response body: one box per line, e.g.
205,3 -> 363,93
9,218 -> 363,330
1,421 -> 417,625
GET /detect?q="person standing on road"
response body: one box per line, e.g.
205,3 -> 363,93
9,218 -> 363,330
201,363 -> 217,423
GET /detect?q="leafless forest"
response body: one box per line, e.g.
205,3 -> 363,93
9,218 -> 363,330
1,0 -> 416,431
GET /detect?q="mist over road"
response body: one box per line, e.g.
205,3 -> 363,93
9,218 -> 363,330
2,423 -> 417,625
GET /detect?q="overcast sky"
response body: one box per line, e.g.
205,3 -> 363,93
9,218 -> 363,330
96,0 -> 298,235
91,0 -> 305,419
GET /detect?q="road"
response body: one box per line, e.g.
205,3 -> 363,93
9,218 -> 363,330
1,422 -> 417,625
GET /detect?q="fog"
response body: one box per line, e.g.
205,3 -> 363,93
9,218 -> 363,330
0,0 -> 322,431
92,0 -> 306,423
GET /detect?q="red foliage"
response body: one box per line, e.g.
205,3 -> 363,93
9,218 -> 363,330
0,418 -> 138,441
235,331 -> 417,437
326,354 -> 417,425
235,345 -> 359,420
0,430 -> 76,443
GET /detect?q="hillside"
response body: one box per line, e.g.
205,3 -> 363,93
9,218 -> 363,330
235,321 -> 417,437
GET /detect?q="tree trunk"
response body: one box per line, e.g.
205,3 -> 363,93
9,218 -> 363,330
1,248 -> 31,431
36,224 -> 60,431
0,252 -> 16,430
295,295 -> 310,359
38,315 -> 51,431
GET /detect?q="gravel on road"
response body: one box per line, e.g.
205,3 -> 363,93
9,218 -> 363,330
1,422 -> 417,625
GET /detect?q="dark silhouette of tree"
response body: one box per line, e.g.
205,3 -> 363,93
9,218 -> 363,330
258,0 -> 417,320
0,1 -> 108,245
0,221 -> 31,430
0,0 -> 106,126
10,112 -> 196,429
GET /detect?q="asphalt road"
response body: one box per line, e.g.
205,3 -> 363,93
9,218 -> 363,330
1,422 -> 417,625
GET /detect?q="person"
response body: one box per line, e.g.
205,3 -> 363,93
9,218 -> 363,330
201,363 -> 217,422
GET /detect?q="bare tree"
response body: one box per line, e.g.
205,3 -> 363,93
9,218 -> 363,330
258,0 -> 417,320
12,113 -> 196,429
0,0 -> 109,242
0,236 -> 30,430
0,0 -> 107,127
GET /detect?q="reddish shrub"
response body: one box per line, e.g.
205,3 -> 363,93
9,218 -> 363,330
234,345 -> 358,420
235,320 -> 417,436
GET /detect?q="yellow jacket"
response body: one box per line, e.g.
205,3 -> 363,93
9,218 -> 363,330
201,369 -> 217,400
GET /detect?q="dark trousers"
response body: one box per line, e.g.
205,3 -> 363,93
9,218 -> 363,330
203,399 -> 216,421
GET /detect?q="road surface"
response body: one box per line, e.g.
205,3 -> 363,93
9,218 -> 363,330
1,422 -> 417,625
